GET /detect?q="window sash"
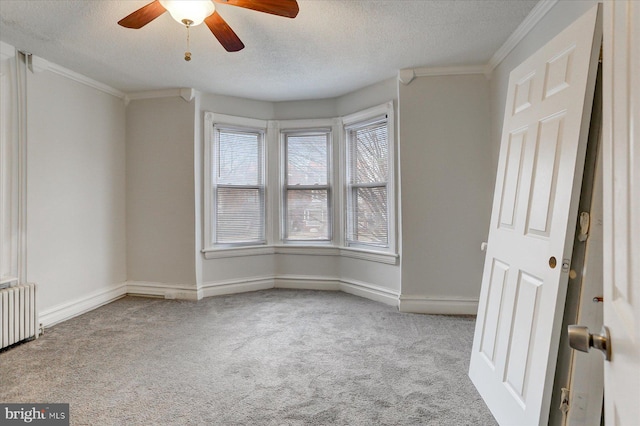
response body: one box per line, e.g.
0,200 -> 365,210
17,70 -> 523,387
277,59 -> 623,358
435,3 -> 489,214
346,117 -> 390,248
284,188 -> 331,241
212,126 -> 265,245
282,130 -> 332,242
347,184 -> 389,247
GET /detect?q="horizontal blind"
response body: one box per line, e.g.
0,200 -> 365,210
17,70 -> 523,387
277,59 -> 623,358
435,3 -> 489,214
286,133 -> 328,185
349,120 -> 388,184
284,132 -> 331,241
214,127 -> 264,244
286,189 -> 329,240
353,186 -> 388,245
216,187 -> 264,244
347,118 -> 389,246
217,129 -> 261,185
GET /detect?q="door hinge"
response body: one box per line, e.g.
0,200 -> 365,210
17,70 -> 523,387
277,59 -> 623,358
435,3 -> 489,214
559,387 -> 570,415
578,211 -> 590,242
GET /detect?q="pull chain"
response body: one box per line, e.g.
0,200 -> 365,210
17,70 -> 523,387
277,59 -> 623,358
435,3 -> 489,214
182,19 -> 193,61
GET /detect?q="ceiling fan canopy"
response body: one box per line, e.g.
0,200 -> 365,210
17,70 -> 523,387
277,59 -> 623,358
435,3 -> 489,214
118,0 -> 299,52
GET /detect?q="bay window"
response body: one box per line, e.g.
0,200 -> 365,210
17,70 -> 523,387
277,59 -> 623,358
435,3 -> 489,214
203,102 -> 395,260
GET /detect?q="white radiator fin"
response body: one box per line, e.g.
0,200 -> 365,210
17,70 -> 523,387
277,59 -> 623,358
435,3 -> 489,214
0,283 -> 37,349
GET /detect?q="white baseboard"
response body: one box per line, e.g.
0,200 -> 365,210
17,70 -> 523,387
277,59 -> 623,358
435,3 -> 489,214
204,275 -> 399,308
200,276 -> 274,298
398,295 -> 479,315
37,280 -> 475,329
274,275 -> 341,291
340,278 -> 399,307
39,282 -> 127,328
126,281 -> 202,301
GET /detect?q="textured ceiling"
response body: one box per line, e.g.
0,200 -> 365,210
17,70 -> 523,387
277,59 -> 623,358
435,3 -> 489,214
0,0 -> 539,101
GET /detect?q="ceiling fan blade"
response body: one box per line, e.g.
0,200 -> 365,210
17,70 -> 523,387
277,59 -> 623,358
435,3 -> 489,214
205,12 -> 245,52
118,0 -> 167,29
214,0 -> 299,18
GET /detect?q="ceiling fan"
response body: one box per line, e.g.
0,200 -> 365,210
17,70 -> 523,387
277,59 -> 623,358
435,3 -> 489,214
118,0 -> 299,57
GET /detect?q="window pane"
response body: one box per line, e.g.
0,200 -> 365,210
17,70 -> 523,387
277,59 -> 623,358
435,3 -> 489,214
353,186 -> 388,246
216,188 -> 264,243
217,130 -> 261,185
286,189 -> 329,240
351,123 -> 388,184
287,134 -> 328,185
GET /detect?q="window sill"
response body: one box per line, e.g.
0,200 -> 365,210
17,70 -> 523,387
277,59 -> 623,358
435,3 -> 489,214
202,245 -> 398,264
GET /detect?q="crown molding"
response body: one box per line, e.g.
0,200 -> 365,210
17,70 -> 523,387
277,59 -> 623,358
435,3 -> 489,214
398,69 -> 416,85
125,88 -> 197,104
398,65 -> 486,85
27,55 -> 50,73
414,65 -> 486,77
484,0 -> 559,76
34,57 -> 126,99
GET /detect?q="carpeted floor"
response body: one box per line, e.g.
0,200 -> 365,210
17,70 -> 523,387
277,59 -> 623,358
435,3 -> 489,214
0,289 -> 497,425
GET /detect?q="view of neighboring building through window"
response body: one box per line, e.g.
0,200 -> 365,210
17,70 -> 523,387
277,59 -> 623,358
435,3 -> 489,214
283,130 -> 331,241
346,116 -> 389,247
212,126 -> 265,245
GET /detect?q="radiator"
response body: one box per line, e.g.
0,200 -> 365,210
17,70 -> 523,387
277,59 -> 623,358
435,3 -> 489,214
0,283 -> 38,349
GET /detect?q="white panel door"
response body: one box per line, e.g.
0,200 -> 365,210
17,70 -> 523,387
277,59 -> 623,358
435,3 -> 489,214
602,0 -> 640,424
469,6 -> 601,426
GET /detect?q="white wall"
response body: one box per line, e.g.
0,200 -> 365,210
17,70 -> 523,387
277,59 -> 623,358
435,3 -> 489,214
25,67 -> 126,316
126,96 -> 197,287
336,77 -> 397,117
398,74 -> 492,313
199,93 -> 274,120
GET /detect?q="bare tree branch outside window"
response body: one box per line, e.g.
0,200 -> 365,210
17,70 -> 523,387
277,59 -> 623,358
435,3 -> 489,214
348,120 -> 389,246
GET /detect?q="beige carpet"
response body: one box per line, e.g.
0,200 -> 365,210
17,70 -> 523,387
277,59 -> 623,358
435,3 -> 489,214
0,289 -> 496,425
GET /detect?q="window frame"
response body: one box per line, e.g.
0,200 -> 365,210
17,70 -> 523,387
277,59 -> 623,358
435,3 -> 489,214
281,127 -> 333,244
342,102 -> 396,254
203,113 -> 268,250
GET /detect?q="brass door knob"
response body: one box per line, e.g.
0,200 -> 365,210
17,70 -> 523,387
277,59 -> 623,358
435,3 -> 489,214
568,325 -> 611,361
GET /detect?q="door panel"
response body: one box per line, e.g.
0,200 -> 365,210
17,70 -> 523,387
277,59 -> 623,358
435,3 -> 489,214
499,130 -> 526,229
469,6 -> 602,426
527,112 -> 565,237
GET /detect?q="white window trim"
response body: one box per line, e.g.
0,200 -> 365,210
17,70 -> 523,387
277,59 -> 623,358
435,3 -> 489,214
281,127 -> 333,243
342,101 -> 396,255
278,118 -> 338,245
203,112 -> 268,251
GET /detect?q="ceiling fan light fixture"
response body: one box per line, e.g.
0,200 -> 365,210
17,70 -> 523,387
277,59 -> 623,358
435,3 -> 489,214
159,0 -> 215,27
